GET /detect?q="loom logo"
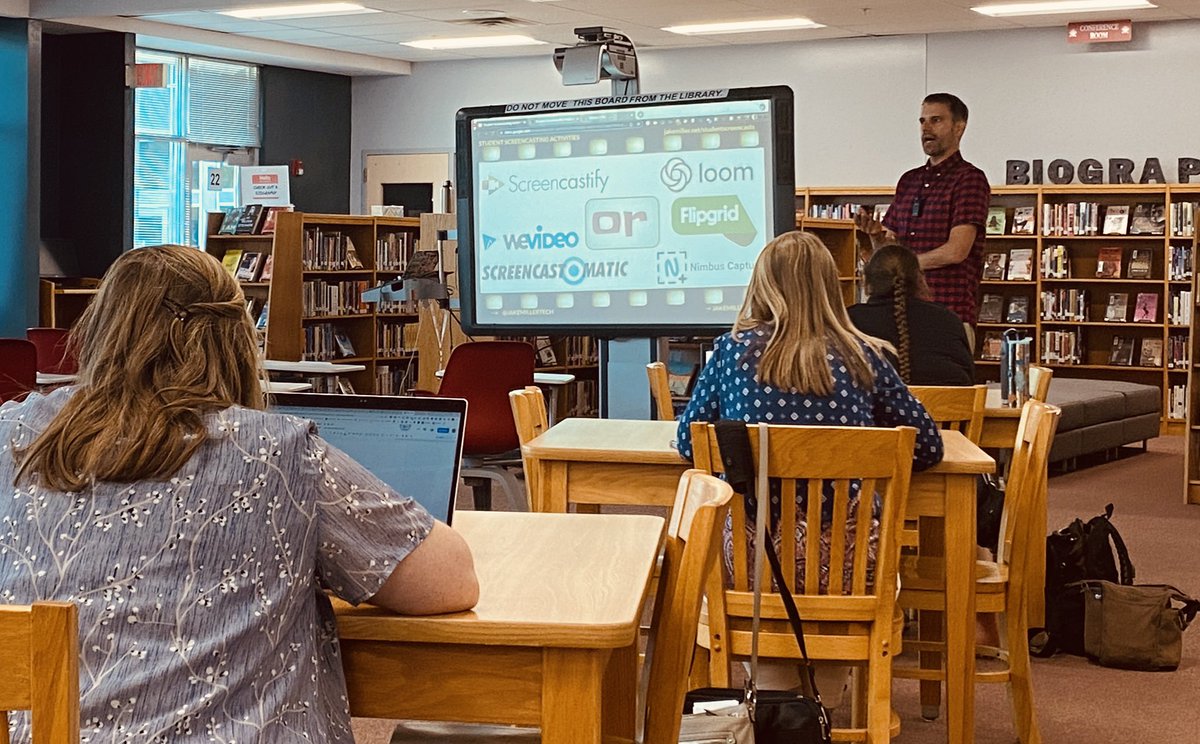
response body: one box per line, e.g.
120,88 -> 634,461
660,158 -> 692,192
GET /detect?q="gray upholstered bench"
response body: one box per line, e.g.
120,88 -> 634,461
987,378 -> 1160,466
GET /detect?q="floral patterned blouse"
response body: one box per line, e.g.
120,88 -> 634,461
0,387 -> 434,743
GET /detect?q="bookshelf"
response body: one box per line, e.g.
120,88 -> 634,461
798,184 -> 1198,442
38,277 -> 100,328
205,211 -> 422,395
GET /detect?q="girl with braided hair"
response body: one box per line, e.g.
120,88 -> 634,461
849,243 -> 974,386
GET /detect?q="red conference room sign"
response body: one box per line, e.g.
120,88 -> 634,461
1067,20 -> 1132,43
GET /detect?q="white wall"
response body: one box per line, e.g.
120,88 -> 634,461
350,21 -> 1200,210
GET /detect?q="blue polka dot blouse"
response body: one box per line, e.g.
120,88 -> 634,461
675,327 -> 944,471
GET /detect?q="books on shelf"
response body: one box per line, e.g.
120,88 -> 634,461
217,207 -> 242,235
1139,337 -> 1164,367
234,251 -> 263,282
260,205 -> 292,235
1109,336 -> 1135,366
1130,203 -> 1166,235
220,249 -> 243,277
1133,292 -> 1158,322
979,294 -> 1003,323
1170,201 -> 1196,237
1042,201 -> 1100,236
1007,249 -> 1033,281
1169,333 -> 1191,369
534,337 -> 558,367
1096,247 -> 1123,278
1041,288 -> 1089,322
259,254 -> 274,282
980,331 -> 1003,361
332,328 -> 357,358
1169,244 -> 1193,280
1102,205 -> 1130,235
1041,244 -> 1069,279
985,206 -> 1007,235
255,302 -> 269,330
1169,383 -> 1188,420
1041,328 -> 1082,364
1169,290 -> 1193,326
982,252 -> 1007,280
1127,248 -> 1153,279
1012,206 -> 1036,235
1104,293 -> 1128,322
234,204 -> 264,235
1006,296 -> 1029,324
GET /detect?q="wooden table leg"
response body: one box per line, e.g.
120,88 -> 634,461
603,643 -> 638,739
943,474 -> 977,744
543,648 -> 609,744
539,461 -> 569,513
918,517 -> 944,721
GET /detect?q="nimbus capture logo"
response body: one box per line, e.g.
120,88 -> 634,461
660,158 -> 691,192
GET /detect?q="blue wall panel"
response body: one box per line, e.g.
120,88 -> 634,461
0,19 -> 36,337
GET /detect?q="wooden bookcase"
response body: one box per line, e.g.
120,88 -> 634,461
798,185 -> 1195,440
38,277 -> 100,328
204,211 -> 275,351
205,211 -> 422,395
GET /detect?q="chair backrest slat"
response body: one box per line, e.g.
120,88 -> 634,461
1029,365 -> 1053,403
646,362 -> 674,421
640,470 -> 732,744
908,384 -> 987,444
0,601 -> 79,743
689,422 -> 916,600
509,386 -> 548,510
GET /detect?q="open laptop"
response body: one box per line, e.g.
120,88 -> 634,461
271,392 -> 467,524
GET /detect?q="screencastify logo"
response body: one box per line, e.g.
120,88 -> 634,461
480,175 -> 503,195
672,195 -> 757,247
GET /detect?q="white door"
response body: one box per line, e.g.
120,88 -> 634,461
363,153 -> 453,215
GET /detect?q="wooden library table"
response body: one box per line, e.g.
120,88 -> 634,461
332,510 -> 664,744
524,417 -> 994,744
980,387 -> 1021,449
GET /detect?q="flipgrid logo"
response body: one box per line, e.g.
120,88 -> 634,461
660,158 -> 692,192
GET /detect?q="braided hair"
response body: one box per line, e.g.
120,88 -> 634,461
863,244 -> 929,384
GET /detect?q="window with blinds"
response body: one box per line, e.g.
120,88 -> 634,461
133,50 -> 260,248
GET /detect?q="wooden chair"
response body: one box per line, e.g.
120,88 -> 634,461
907,384 -> 987,444
646,362 -> 674,421
0,339 -> 37,404
894,400 -> 1060,744
386,469 -> 733,744
509,386 -> 549,511
0,601 -> 79,744
690,422 -> 917,743
1029,365 -> 1052,403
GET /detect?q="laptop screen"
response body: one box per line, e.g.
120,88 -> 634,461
271,393 -> 467,524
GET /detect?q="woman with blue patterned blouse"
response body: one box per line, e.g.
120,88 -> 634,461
0,245 -> 478,743
676,230 -> 943,702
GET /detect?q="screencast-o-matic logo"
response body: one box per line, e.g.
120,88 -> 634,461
481,257 -> 629,287
482,225 -> 581,251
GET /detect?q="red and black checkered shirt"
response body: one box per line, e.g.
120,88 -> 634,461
883,151 -> 990,325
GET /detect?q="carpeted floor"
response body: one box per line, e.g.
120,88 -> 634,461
352,436 -> 1200,744
893,436 -> 1200,744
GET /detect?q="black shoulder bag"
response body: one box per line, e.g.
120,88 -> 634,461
684,422 -> 832,744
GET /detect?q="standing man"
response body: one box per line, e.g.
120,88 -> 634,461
858,93 -> 990,340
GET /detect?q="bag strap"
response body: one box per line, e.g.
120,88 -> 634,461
1097,505 -> 1136,585
748,423 -> 823,705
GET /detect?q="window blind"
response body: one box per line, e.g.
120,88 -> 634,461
186,58 -> 261,147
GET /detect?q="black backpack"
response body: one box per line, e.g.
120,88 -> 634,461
1034,503 -> 1135,657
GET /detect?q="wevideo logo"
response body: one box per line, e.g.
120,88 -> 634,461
585,197 -> 660,250
499,225 -> 581,251
671,195 -> 758,247
481,234 -> 497,250
480,175 -> 504,195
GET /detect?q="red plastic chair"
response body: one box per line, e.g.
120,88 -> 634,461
0,339 -> 37,403
26,327 -> 77,375
435,341 -> 536,510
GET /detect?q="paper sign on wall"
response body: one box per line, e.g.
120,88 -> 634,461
239,165 -> 291,206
